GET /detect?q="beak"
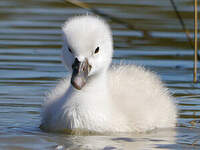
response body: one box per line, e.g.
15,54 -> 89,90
71,58 -> 91,90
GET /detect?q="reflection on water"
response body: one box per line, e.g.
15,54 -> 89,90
0,127 -> 177,150
49,129 -> 177,150
0,0 -> 200,149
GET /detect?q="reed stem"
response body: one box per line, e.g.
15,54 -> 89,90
193,0 -> 198,83
170,0 -> 194,49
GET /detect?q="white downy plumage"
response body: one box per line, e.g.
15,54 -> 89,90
41,15 -> 177,133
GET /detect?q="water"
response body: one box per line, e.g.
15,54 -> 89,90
0,0 -> 200,149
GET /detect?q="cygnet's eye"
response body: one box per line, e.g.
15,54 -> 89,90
94,47 -> 99,54
68,47 -> 72,53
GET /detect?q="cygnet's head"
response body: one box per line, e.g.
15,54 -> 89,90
61,15 -> 113,90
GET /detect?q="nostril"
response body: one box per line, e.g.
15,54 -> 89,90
89,64 -> 92,71
72,58 -> 80,69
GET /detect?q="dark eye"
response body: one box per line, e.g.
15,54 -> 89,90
68,48 -> 72,53
95,47 -> 99,54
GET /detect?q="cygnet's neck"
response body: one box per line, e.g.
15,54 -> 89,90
68,69 -> 110,103
87,70 -> 108,91
63,69 -> 117,132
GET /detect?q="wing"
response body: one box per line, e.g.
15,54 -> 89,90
108,64 -> 176,130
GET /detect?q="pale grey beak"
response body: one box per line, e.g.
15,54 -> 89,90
71,58 -> 91,90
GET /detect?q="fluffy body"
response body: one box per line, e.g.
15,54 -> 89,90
41,15 -> 177,133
